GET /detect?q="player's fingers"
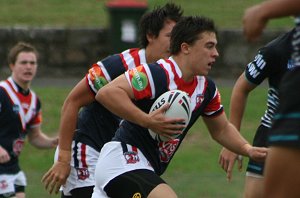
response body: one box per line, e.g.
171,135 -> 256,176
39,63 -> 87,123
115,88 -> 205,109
237,155 -> 243,171
54,181 -> 62,194
226,168 -> 232,182
48,177 -> 60,194
159,103 -> 170,112
219,158 -> 228,171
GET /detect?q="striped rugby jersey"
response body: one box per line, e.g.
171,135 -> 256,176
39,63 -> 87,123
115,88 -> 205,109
113,57 -> 224,175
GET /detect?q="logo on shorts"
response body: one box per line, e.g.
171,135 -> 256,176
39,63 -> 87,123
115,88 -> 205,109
124,151 -> 140,164
132,192 -> 142,198
76,168 -> 90,180
0,180 -> 8,190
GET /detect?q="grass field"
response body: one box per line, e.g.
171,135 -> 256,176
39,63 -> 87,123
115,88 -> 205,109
0,0 -> 293,29
20,84 -> 267,198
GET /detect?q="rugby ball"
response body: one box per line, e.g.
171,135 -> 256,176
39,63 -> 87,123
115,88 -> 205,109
148,90 -> 192,142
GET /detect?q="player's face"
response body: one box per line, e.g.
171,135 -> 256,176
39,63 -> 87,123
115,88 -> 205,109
10,52 -> 37,88
147,19 -> 176,62
188,32 -> 219,76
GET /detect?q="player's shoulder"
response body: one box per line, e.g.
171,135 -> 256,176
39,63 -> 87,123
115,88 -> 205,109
263,30 -> 294,55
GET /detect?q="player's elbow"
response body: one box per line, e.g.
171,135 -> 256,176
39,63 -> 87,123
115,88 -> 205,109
96,86 -> 110,105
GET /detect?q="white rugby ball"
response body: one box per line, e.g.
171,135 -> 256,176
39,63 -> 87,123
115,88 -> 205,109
148,90 -> 192,142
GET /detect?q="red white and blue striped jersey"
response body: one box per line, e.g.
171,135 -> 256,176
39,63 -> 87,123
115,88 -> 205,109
74,48 -> 148,152
86,48 -> 146,94
113,57 -> 224,175
0,77 -> 41,173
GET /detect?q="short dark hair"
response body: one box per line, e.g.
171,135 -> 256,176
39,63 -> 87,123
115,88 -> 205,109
8,42 -> 38,65
170,16 -> 217,55
138,2 -> 183,48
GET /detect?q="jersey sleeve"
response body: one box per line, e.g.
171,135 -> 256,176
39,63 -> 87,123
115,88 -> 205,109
28,97 -> 42,128
125,63 -> 168,100
203,84 -> 224,117
86,54 -> 127,94
245,46 -> 276,85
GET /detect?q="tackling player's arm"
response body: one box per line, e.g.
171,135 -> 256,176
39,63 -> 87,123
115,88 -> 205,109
204,112 -> 268,161
243,0 -> 300,41
42,77 -> 94,194
219,72 -> 256,181
96,74 -> 184,137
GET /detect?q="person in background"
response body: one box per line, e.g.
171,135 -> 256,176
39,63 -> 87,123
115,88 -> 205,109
243,0 -> 300,197
91,16 -> 268,198
219,29 -> 294,198
0,42 -> 58,198
41,3 -> 183,198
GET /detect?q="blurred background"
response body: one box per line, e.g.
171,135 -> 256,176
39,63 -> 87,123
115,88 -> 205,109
0,0 -> 294,197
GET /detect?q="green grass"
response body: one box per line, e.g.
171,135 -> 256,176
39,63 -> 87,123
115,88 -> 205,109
0,0 -> 293,29
19,85 -> 267,197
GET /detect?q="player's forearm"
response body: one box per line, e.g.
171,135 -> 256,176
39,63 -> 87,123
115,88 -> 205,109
229,75 -> 250,130
258,0 -> 300,20
214,122 -> 250,156
29,132 -> 58,149
96,86 -> 149,128
229,91 -> 248,131
58,100 -> 80,152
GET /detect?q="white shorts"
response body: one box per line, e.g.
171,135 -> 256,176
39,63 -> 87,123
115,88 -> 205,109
246,171 -> 264,179
91,141 -> 154,198
55,141 -> 99,196
0,171 -> 26,195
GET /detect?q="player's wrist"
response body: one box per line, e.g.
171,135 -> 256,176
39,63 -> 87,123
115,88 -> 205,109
58,149 -> 71,163
241,143 -> 252,157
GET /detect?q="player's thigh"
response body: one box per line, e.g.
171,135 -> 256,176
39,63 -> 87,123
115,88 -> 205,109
15,192 -> 24,198
244,175 -> 264,198
148,183 -> 177,198
264,147 -> 300,198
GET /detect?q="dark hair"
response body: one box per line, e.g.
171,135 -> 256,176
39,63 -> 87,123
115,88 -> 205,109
138,2 -> 183,48
170,16 -> 217,55
8,42 -> 38,65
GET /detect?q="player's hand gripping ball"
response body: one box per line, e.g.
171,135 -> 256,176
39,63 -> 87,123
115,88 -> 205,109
149,90 -> 192,142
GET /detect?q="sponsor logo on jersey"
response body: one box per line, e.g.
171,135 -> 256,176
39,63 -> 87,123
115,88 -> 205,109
124,151 -> 140,164
12,104 -> 19,114
12,138 -> 25,156
76,168 -> 90,180
158,139 -> 180,162
94,76 -> 108,90
247,53 -> 266,78
90,66 -> 108,90
130,68 -> 148,91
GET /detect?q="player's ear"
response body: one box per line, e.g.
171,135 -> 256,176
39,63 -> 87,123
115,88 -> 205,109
146,33 -> 155,44
9,63 -> 15,72
181,42 -> 190,54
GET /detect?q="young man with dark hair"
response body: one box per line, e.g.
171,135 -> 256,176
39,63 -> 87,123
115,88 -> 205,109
92,16 -> 268,198
42,3 -> 183,198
